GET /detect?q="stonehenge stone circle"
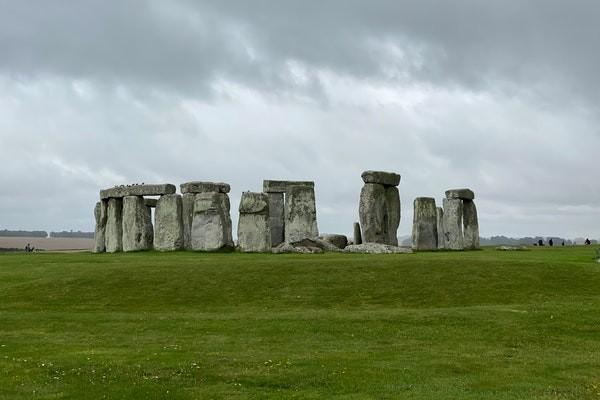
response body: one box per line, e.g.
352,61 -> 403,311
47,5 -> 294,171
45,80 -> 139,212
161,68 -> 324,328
93,200 -> 107,253
237,192 -> 271,252
100,184 -> 176,200
359,171 -> 400,245
412,197 -> 438,251
463,200 -> 480,250
442,198 -> 464,250
105,198 -> 123,253
191,192 -> 234,251
284,185 -> 319,243
122,196 -> 154,252
154,194 -> 184,251
440,188 -> 480,251
436,207 -> 445,250
353,222 -> 362,245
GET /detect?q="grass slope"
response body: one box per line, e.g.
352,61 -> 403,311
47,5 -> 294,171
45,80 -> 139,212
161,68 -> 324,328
1,247 -> 599,399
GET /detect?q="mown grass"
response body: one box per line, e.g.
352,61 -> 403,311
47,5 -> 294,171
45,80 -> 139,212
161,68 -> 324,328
1,246 -> 599,399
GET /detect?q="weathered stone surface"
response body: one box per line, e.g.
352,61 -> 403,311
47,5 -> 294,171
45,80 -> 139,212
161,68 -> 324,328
122,196 -> 153,252
411,197 -> 438,251
105,198 -> 123,253
272,242 -> 323,254
353,222 -> 362,245
154,194 -> 183,251
284,185 -> 319,243
144,198 -> 157,208
238,192 -> 271,252
385,186 -> 400,246
93,200 -> 108,253
100,184 -> 176,200
319,234 -> 348,249
359,183 -> 388,244
436,207 -> 445,250
181,193 -> 195,250
263,180 -> 314,193
361,170 -> 401,186
344,243 -> 413,254
191,192 -> 234,251
267,193 -> 285,247
291,238 -> 342,252
180,181 -> 230,194
445,188 -> 475,201
463,200 -> 480,250
442,198 -> 464,250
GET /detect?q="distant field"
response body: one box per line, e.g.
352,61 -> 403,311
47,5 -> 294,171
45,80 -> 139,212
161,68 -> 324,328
1,247 -> 600,399
0,236 -> 94,251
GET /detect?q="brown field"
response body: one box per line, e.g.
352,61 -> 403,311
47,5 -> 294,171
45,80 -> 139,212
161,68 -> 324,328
0,236 -> 94,251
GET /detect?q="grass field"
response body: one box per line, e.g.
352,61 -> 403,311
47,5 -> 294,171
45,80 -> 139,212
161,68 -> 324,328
1,246 -> 599,399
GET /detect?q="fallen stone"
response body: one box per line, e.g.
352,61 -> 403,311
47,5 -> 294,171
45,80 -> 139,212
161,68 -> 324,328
267,192 -> 285,247
122,196 -> 153,252
105,198 -> 123,253
412,197 -> 438,251
238,192 -> 271,252
361,170 -> 401,186
445,188 -> 475,201
291,238 -> 342,252
353,222 -> 362,245
436,207 -> 445,250
442,198 -> 464,250
463,200 -> 480,250
191,192 -> 234,251
344,243 -> 413,254
180,181 -> 230,194
181,193 -> 195,250
100,184 -> 176,200
496,246 -> 529,251
93,200 -> 108,253
319,234 -> 348,249
154,194 -> 184,251
284,185 -> 319,243
263,180 -> 314,193
272,242 -> 323,254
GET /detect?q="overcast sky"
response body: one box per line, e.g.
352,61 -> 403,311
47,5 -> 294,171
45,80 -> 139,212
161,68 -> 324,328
1,0 -> 599,239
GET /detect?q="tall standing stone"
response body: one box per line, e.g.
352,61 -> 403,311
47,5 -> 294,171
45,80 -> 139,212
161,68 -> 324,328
385,186 -> 400,246
154,194 -> 184,251
358,171 -> 401,245
353,222 -> 362,245
436,207 -> 445,250
93,200 -> 108,253
122,196 -> 154,252
238,192 -> 271,252
191,192 -> 234,251
284,185 -> 319,243
463,200 -> 480,250
411,197 -> 438,250
267,192 -> 285,247
105,198 -> 123,253
181,193 -> 195,250
442,198 -> 464,250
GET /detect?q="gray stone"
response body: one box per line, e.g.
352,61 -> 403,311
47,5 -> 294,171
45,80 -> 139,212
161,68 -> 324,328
93,200 -> 108,253
122,196 -> 153,252
267,193 -> 285,247
291,238 -> 342,252
144,198 -> 157,208
411,197 -> 438,251
181,193 -> 195,250
445,188 -> 475,201
154,194 -> 184,251
319,234 -> 348,249
442,198 -> 464,250
463,200 -> 480,250
100,184 -> 176,200
361,170 -> 401,186
353,222 -> 362,245
105,198 -> 123,253
344,243 -> 413,254
436,207 -> 445,250
284,185 -> 319,243
359,183 -> 401,245
238,192 -> 271,252
191,192 -> 234,251
180,181 -> 230,194
263,180 -> 314,193
385,186 -> 401,246
272,242 -> 323,254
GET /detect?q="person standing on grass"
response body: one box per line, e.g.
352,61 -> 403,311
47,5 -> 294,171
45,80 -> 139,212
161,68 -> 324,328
549,238 -> 553,247
585,238 -> 591,245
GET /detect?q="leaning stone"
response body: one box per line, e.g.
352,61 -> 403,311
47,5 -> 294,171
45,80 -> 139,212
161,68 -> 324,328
181,193 -> 195,250
191,192 -> 234,251
463,200 -> 480,250
359,183 -> 387,244
436,207 -> 445,250
445,188 -> 475,200
180,181 -> 230,194
442,198 -> 464,250
100,184 -> 176,200
384,186 -> 400,246
284,185 -> 319,243
263,180 -> 314,193
319,234 -> 348,249
154,194 -> 184,251
344,243 -> 413,254
93,200 -> 108,253
267,192 -> 285,247
122,196 -> 153,252
353,222 -> 362,245
238,192 -> 271,252
411,197 -> 438,251
361,170 -> 401,186
105,198 -> 123,253
144,198 -> 157,208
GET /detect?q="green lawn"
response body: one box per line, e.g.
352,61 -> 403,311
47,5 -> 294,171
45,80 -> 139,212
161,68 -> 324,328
1,246 -> 599,399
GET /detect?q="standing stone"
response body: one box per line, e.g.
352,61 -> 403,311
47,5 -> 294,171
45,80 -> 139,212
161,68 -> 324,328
463,200 -> 480,250
443,198 -> 464,250
436,207 -> 445,250
353,222 -> 362,245
359,183 -> 387,244
284,185 -> 319,243
122,196 -> 153,252
93,200 -> 108,253
181,193 -> 195,250
385,186 -> 400,246
154,194 -> 184,251
411,197 -> 438,251
267,192 -> 285,247
191,192 -> 234,251
238,192 -> 271,252
105,198 -> 123,253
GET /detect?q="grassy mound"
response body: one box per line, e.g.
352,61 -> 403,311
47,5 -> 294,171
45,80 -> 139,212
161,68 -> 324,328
1,246 -> 599,399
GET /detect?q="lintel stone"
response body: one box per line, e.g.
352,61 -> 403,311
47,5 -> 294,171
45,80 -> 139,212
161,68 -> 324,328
180,181 -> 230,194
263,180 -> 314,193
445,188 -> 475,200
361,171 -> 401,186
100,184 -> 176,200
